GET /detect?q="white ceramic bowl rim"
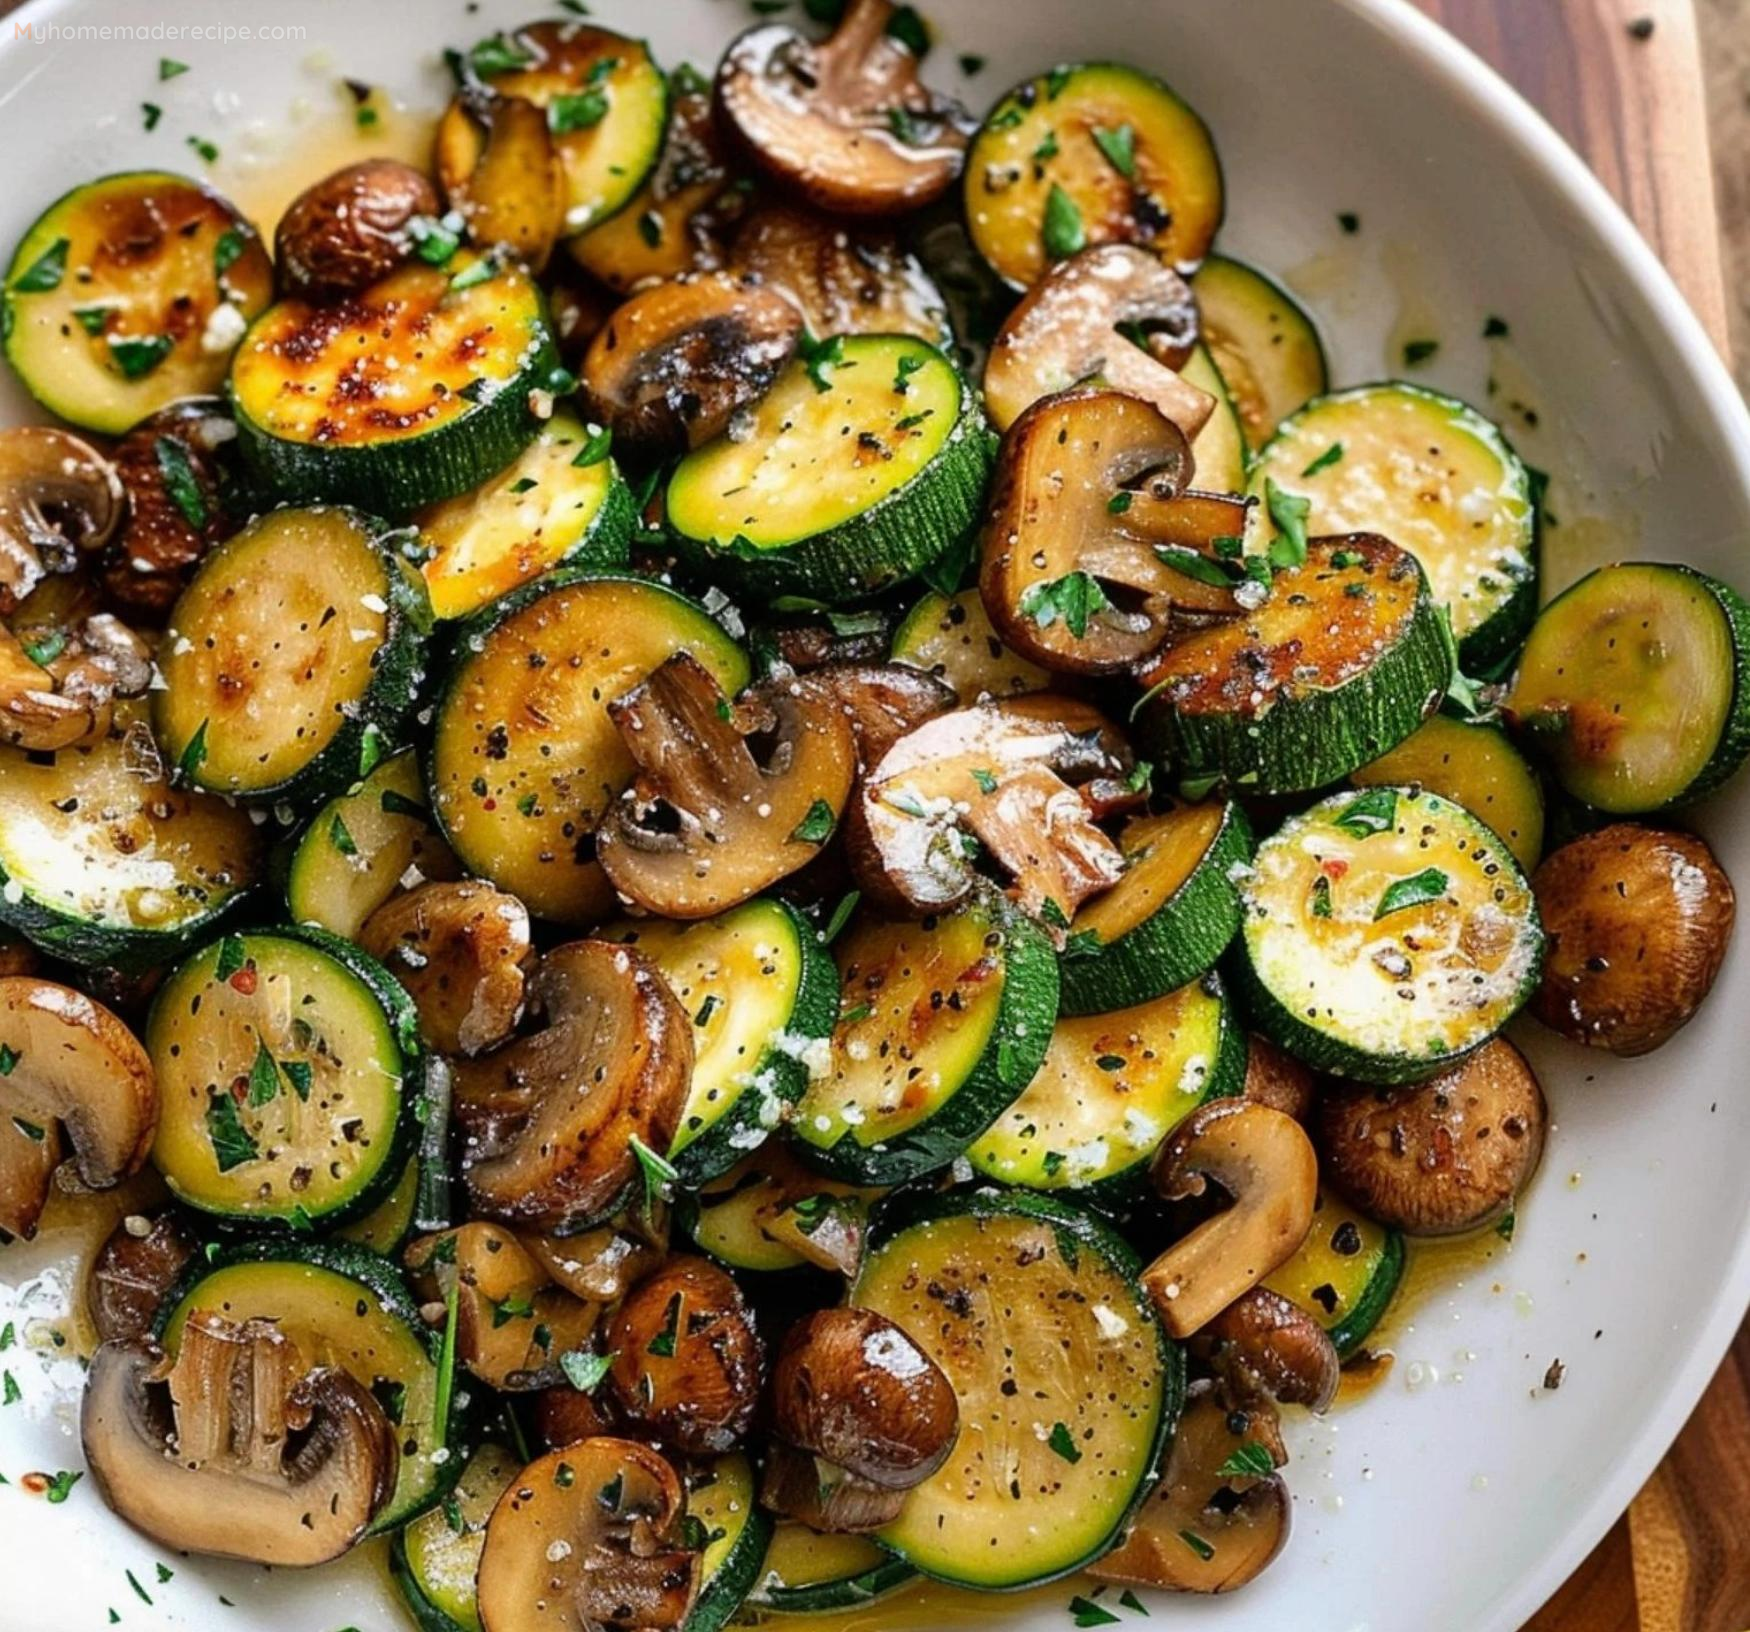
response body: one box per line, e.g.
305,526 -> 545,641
1317,4 -> 1750,1623
1,1 -> 1747,1627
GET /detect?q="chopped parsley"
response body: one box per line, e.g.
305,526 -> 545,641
1091,122 -> 1135,178
11,237 -> 68,294
1216,1440 -> 1276,1478
154,436 -> 208,529
1301,442 -> 1344,478
1046,1421 -> 1083,1463
1374,866 -> 1450,920
790,799 -> 837,845
646,1291 -> 683,1358
1264,478 -> 1311,570
204,1090 -> 259,1172
1020,570 -> 1109,639
560,1349 -> 616,1392
1332,786 -> 1397,839
1041,183 -> 1086,261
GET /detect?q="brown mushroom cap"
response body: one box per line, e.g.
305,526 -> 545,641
454,940 -> 692,1235
478,1439 -> 702,1632
88,1211 -> 196,1344
770,1307 -> 958,1488
1142,1100 -> 1319,1338
407,1223 -> 601,1392
850,694 -> 1135,928
980,388 -> 1251,677
275,159 -> 442,301
580,272 -> 802,459
1241,1036 -> 1317,1124
729,201 -> 950,343
435,90 -> 566,272
1091,1382 -> 1289,1595
595,652 -> 858,919
82,1314 -> 396,1565
0,427 -> 124,616
1315,1038 -> 1546,1236
1188,1286 -> 1341,1413
982,245 -> 1211,435
1531,823 -> 1735,1056
716,0 -> 969,218
0,977 -> 157,1238
101,398 -> 236,620
361,880 -> 532,1058
606,1255 -> 763,1456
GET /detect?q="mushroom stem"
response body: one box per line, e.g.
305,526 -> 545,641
1141,1101 -> 1319,1338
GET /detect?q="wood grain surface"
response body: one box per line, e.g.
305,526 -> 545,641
1407,9 -> 1750,1627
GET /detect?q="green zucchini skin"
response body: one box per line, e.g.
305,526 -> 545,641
157,509 -> 434,809
1059,801 -> 1254,1016
1330,1228 -> 1406,1358
1249,382 -> 1539,671
229,262 -> 560,514
1509,562 -> 1750,812
151,1235 -> 464,1529
1234,789 -> 1544,1083
855,1186 -> 1182,1589
389,1542 -> 473,1632
1136,546 -> 1451,795
655,900 -> 840,1190
666,342 -> 996,604
794,897 -> 1061,1188
685,1476 -> 776,1632
746,1548 -> 917,1615
148,924 -> 425,1230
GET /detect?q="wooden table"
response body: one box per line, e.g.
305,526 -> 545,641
1407,8 -> 1750,1625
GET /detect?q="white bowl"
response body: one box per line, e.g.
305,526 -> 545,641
1,2 -> 1747,1629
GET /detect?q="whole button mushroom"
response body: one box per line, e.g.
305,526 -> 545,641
1531,823 -> 1735,1056
274,159 -> 441,302
606,1255 -> 763,1456
762,1306 -> 958,1532
1314,1038 -> 1546,1236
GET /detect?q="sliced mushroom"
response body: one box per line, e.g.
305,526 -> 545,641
0,428 -> 125,616
764,1308 -> 957,1531
436,89 -> 567,272
1241,1036 -> 1316,1124
478,1439 -> 701,1632
274,158 -> 442,301
850,695 -> 1135,928
809,661 -> 957,775
982,246 -> 1210,435
1141,1100 -> 1319,1338
0,1111 -> 62,1240
88,1211 -> 196,1344
0,609 -> 154,752
717,0 -> 969,217
534,1382 -> 619,1452
729,201 -> 950,343
580,272 -> 802,459
407,1223 -> 602,1392
522,1204 -> 670,1304
595,653 -> 858,919
1314,1038 -> 1546,1236
606,1255 -> 763,1456
0,977 -> 157,1240
454,941 -> 692,1235
1090,1381 -> 1289,1595
82,1313 -> 396,1565
1187,1287 -> 1340,1414
981,388 -> 1252,676
361,880 -> 532,1058
100,398 -> 237,620
1531,823 -> 1735,1055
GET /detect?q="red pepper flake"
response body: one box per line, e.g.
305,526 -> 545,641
229,967 -> 257,995
482,797 -> 498,812
1321,858 -> 1350,880
20,1472 -> 49,1496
